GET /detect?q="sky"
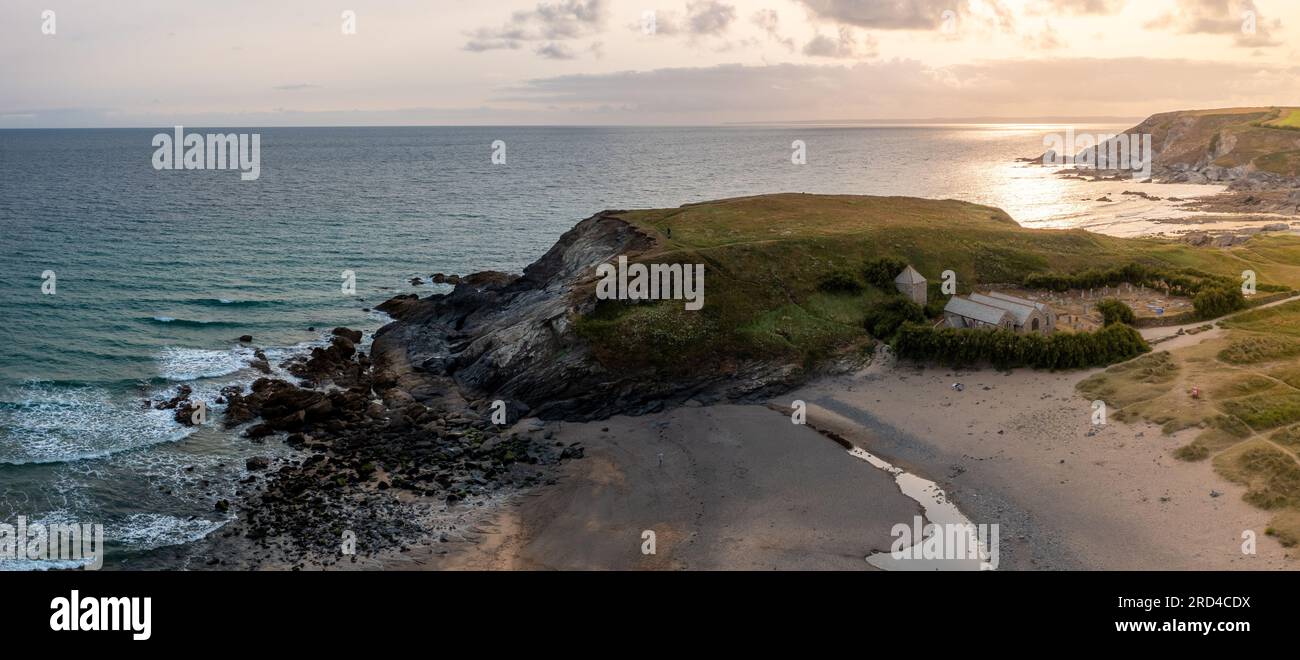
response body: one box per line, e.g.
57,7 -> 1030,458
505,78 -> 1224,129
2,0 -> 1299,127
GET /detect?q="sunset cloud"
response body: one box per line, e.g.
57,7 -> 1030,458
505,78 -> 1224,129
1145,0 -> 1283,47
803,27 -> 878,59
794,0 -> 962,30
752,9 -> 796,50
501,56 -> 1300,122
465,0 -> 609,53
1030,0 -> 1128,15
2,0 -> 1299,128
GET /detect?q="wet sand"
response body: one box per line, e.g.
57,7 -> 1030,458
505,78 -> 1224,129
381,404 -> 922,570
398,345 -> 1295,570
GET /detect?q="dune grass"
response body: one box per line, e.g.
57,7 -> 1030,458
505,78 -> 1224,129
1079,299 -> 1300,545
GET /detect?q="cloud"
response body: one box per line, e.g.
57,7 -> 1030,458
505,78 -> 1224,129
1145,0 -> 1282,47
465,0 -> 608,53
464,39 -> 523,52
1022,21 -> 1063,49
272,84 -> 321,91
803,27 -> 877,58
687,1 -> 737,35
536,42 -> 577,59
794,0 -> 964,30
752,9 -> 796,50
794,0 -> 1020,36
638,1 -> 738,38
1029,0 -> 1127,15
499,57 -> 1300,122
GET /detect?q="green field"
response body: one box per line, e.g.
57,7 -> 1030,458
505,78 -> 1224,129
575,194 -> 1300,374
1261,107 -> 1300,131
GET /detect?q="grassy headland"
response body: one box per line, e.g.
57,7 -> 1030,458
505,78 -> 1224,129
574,193 -> 1300,374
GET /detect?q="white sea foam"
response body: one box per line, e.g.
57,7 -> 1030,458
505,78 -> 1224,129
0,557 -> 97,571
156,345 -> 256,381
112,513 -> 230,550
0,383 -> 195,465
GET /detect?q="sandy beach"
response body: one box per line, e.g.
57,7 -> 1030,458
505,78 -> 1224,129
789,356 -> 1290,570
370,403 -> 922,570
392,335 -> 1295,570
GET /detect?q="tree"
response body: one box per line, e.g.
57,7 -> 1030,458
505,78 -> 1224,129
1096,298 -> 1135,326
1193,286 -> 1246,320
863,298 -> 927,341
863,257 -> 908,291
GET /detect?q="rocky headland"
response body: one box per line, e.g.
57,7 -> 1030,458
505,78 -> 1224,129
367,210 -> 805,422
155,192 -> 1300,569
1036,107 -> 1300,215
156,208 -> 808,569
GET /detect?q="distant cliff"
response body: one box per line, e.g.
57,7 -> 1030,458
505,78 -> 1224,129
1135,107 -> 1300,188
1063,107 -> 1300,191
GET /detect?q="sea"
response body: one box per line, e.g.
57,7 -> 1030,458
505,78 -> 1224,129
0,124 -> 1225,568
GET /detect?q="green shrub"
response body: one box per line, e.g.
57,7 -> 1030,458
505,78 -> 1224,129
817,270 -> 864,294
924,293 -> 950,319
1193,286 -> 1247,320
1022,262 -> 1287,298
892,322 -> 1149,369
863,257 -> 908,291
1096,298 -> 1136,326
863,297 -> 927,341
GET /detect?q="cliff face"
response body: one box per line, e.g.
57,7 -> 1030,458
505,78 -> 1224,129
370,210 -> 801,422
1102,108 -> 1300,190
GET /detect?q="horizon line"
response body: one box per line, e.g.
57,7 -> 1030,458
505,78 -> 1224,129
0,116 -> 1143,131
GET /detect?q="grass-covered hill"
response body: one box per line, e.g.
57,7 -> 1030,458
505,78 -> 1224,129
1123,107 -> 1300,180
575,193 -> 1300,372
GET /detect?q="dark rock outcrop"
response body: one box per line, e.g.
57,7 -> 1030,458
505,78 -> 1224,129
194,323 -> 583,566
283,331 -> 368,388
370,211 -> 803,422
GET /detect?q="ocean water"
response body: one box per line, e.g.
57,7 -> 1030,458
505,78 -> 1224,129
0,124 -> 1203,567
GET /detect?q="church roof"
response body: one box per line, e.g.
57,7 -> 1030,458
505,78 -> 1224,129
970,293 -> 1035,325
943,296 -> 1012,326
984,291 -> 1051,314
